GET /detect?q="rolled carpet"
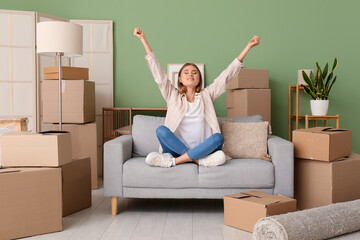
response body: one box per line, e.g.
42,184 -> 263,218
253,199 -> 360,240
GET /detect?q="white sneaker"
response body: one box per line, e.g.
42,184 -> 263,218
145,152 -> 173,168
199,150 -> 226,167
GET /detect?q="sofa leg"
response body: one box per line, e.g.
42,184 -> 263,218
111,197 -> 118,216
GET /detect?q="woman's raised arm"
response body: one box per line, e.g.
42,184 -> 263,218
133,27 -> 153,55
237,35 -> 260,62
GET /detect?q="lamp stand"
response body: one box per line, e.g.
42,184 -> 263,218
57,52 -> 64,130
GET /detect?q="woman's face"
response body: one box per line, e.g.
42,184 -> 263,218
179,65 -> 200,89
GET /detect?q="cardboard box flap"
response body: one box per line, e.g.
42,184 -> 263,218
227,192 -> 280,206
298,127 -> 350,134
44,66 -> 88,74
0,168 -> 20,174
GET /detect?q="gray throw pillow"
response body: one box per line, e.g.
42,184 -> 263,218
132,115 -> 165,157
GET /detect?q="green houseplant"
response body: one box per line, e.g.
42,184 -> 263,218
301,58 -> 338,115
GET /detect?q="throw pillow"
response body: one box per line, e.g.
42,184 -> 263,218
222,121 -> 271,161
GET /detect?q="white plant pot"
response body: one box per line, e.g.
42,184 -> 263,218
310,100 -> 329,116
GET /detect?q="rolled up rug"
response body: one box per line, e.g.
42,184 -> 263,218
253,199 -> 360,240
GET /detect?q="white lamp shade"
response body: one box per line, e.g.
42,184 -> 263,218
36,21 -> 83,57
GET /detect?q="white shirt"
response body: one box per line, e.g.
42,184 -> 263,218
174,98 -> 212,149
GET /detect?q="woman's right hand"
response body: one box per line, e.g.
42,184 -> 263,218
133,27 -> 145,39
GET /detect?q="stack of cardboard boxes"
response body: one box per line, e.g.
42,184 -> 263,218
226,69 -> 271,123
292,127 -> 360,210
42,66 -> 98,190
0,131 -> 91,239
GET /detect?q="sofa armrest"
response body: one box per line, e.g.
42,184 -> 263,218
267,135 -> 294,198
104,135 -> 133,197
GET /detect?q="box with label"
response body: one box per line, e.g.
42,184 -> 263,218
44,66 -> 89,80
295,153 -> 360,210
0,118 -> 28,131
0,131 -> 72,167
0,168 -> 62,239
293,127 -> 352,162
224,191 -> 296,232
62,157 -> 92,216
226,89 -> 271,123
42,80 -> 95,123
53,123 -> 98,189
226,69 -> 269,90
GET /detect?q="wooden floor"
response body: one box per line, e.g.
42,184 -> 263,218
24,179 -> 252,240
24,179 -> 360,240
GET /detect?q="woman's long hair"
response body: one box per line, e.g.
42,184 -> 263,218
177,63 -> 202,95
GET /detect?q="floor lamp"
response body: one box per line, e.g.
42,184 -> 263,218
36,21 -> 83,130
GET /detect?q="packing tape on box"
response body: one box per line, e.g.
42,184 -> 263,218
62,80 -> 66,93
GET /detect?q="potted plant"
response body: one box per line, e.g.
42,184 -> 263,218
301,58 -> 338,116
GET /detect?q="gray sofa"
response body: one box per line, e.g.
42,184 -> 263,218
104,115 -> 294,215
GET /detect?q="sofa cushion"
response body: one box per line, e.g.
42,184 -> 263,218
199,158 -> 274,188
222,121 -> 271,160
123,157 -> 199,188
132,115 -> 165,157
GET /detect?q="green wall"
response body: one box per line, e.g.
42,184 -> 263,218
1,0 -> 360,152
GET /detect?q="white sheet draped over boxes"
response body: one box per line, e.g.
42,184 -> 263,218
0,131 -> 72,167
42,80 -> 95,123
0,168 -> 62,240
53,123 -> 98,189
226,69 -> 271,123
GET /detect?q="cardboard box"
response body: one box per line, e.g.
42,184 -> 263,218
226,89 -> 271,123
53,123 -> 98,189
293,127 -> 352,162
0,131 -> 72,167
295,153 -> 360,210
224,191 -> 296,232
42,80 -> 95,123
0,168 -> 62,239
62,157 -> 92,216
0,117 -> 28,131
226,69 -> 269,89
44,66 -> 89,80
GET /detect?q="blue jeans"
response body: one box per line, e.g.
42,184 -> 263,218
156,125 -> 224,161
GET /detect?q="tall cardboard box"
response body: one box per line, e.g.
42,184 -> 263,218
53,123 -> 98,189
295,153 -> 360,210
62,157 -> 92,216
226,69 -> 269,89
0,132 -> 72,167
293,127 -> 352,162
0,118 -> 28,131
226,89 -> 271,123
44,66 -> 89,80
42,80 -> 95,123
224,191 -> 296,232
0,168 -> 62,239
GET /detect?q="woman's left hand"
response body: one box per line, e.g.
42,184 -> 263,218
247,35 -> 260,48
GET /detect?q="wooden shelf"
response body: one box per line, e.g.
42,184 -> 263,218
288,85 -> 340,140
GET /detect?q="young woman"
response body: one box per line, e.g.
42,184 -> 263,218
134,27 -> 260,168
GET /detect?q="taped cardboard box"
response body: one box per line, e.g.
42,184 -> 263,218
226,89 -> 271,123
295,153 -> 360,210
224,191 -> 296,232
44,66 -> 89,80
226,69 -> 269,90
53,123 -> 98,189
0,117 -> 28,131
42,80 -> 95,123
62,157 -> 92,216
0,131 -> 72,167
0,168 -> 62,239
293,127 -> 352,162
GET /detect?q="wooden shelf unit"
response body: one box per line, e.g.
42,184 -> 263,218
288,85 -> 340,140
